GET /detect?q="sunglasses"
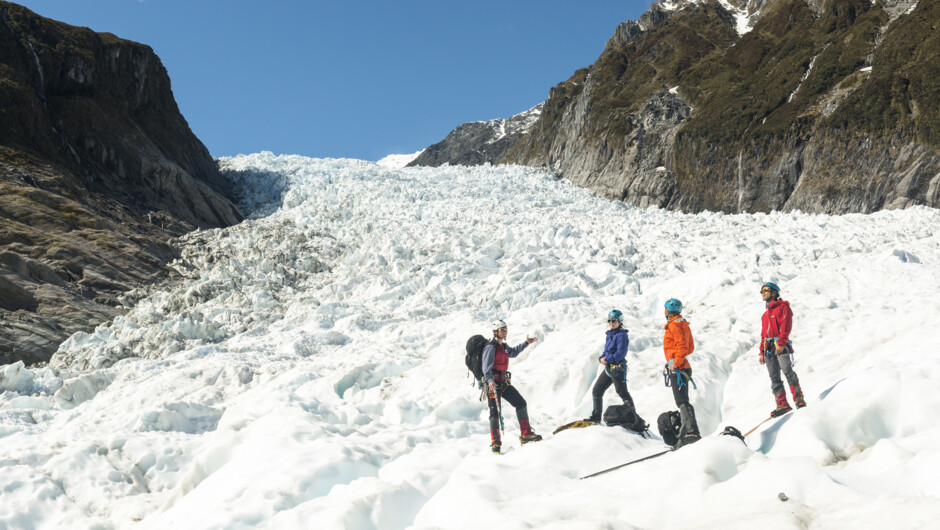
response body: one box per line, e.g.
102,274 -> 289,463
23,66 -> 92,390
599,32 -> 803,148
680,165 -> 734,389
760,288 -> 772,293
608,319 -> 619,323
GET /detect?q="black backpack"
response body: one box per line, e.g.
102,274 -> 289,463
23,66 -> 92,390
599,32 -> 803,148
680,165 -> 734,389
465,335 -> 489,380
657,410 -> 682,447
603,404 -> 649,435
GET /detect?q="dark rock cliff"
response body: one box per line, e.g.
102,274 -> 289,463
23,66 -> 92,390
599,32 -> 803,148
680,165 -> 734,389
414,0 -> 940,214
0,2 -> 243,365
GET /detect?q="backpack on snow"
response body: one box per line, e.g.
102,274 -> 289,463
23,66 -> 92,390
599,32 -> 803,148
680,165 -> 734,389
465,335 -> 489,380
603,404 -> 649,436
657,410 -> 682,447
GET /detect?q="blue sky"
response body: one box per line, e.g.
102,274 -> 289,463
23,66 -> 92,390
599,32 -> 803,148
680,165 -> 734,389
18,1 -> 651,161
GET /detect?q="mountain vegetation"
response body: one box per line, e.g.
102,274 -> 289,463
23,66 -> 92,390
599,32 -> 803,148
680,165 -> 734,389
417,0 -> 939,214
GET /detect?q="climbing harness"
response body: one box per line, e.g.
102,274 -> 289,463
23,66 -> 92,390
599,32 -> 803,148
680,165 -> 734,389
663,363 -> 697,390
604,361 -> 627,382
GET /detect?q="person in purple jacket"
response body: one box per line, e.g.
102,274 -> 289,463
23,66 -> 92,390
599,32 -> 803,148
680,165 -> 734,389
586,309 -> 636,423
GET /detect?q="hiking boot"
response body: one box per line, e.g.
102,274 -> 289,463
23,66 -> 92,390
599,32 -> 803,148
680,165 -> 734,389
519,432 -> 543,444
491,441 -> 501,454
584,415 -> 601,424
791,384 -> 807,408
519,419 -> 542,444
771,392 -> 792,417
676,433 -> 701,448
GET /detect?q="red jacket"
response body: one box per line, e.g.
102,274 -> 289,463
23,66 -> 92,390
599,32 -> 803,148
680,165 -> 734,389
663,315 -> 694,370
760,299 -> 793,354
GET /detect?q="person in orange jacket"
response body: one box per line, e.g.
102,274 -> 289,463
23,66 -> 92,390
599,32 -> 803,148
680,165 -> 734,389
663,298 -> 700,448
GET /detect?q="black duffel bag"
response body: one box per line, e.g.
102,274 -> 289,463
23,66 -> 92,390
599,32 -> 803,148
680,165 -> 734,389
657,410 -> 682,447
603,404 -> 649,435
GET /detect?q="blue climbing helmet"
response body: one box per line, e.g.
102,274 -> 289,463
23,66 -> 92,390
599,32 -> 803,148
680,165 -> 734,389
664,298 -> 683,313
761,282 -> 781,294
607,309 -> 623,322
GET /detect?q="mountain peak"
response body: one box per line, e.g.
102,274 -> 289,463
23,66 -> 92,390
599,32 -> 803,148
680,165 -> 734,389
406,103 -> 544,168
656,0 -> 768,35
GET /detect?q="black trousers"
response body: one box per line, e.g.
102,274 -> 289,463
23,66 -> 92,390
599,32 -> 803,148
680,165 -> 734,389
591,368 -> 634,418
488,384 -> 527,420
669,368 -> 699,437
670,368 -> 691,407
487,377 -> 527,440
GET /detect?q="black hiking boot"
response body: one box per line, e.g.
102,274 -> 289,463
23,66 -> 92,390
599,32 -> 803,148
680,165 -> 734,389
676,433 -> 701,449
491,441 -> 501,454
519,432 -> 543,444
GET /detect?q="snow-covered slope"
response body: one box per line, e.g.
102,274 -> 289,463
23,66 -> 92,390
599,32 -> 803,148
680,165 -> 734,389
376,151 -> 423,169
2,155 -> 939,529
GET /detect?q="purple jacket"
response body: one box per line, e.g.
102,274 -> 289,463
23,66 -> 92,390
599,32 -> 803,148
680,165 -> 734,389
602,327 -> 629,364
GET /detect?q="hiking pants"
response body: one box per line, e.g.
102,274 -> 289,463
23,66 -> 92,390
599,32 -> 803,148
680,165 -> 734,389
765,347 -> 800,396
670,368 -> 700,437
487,381 -> 527,440
591,369 -> 634,418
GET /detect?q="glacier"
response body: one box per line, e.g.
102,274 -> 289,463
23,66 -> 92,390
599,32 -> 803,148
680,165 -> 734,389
1,154 -> 939,529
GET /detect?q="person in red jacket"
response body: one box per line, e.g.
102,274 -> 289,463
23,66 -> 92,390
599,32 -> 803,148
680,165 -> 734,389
663,298 -> 700,448
481,319 -> 541,453
760,282 -> 806,417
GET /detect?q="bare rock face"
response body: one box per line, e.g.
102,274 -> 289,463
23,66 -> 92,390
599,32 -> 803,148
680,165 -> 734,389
414,0 -> 940,215
0,2 -> 243,365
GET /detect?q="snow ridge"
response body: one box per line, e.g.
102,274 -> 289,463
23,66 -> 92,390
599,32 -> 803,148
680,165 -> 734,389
471,102 -> 543,143
658,0 -> 758,35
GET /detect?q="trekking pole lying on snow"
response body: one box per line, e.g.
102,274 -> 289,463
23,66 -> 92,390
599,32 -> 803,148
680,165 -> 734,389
581,402 -> 790,479
580,448 -> 674,480
580,423 -> 752,479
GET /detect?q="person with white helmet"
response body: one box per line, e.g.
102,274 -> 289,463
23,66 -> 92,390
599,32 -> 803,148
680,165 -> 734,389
585,309 -> 636,423
481,319 -> 541,453
662,298 -> 701,448
759,282 -> 806,417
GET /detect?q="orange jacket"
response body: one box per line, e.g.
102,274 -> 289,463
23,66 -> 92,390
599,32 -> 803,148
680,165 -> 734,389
663,315 -> 694,370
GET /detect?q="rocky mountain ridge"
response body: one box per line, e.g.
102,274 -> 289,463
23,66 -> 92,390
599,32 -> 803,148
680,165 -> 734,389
1,2 -> 243,365
408,104 -> 543,167
412,0 -> 938,214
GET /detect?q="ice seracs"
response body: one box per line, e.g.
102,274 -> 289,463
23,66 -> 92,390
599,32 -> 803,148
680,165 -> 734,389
1,156 -> 938,528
